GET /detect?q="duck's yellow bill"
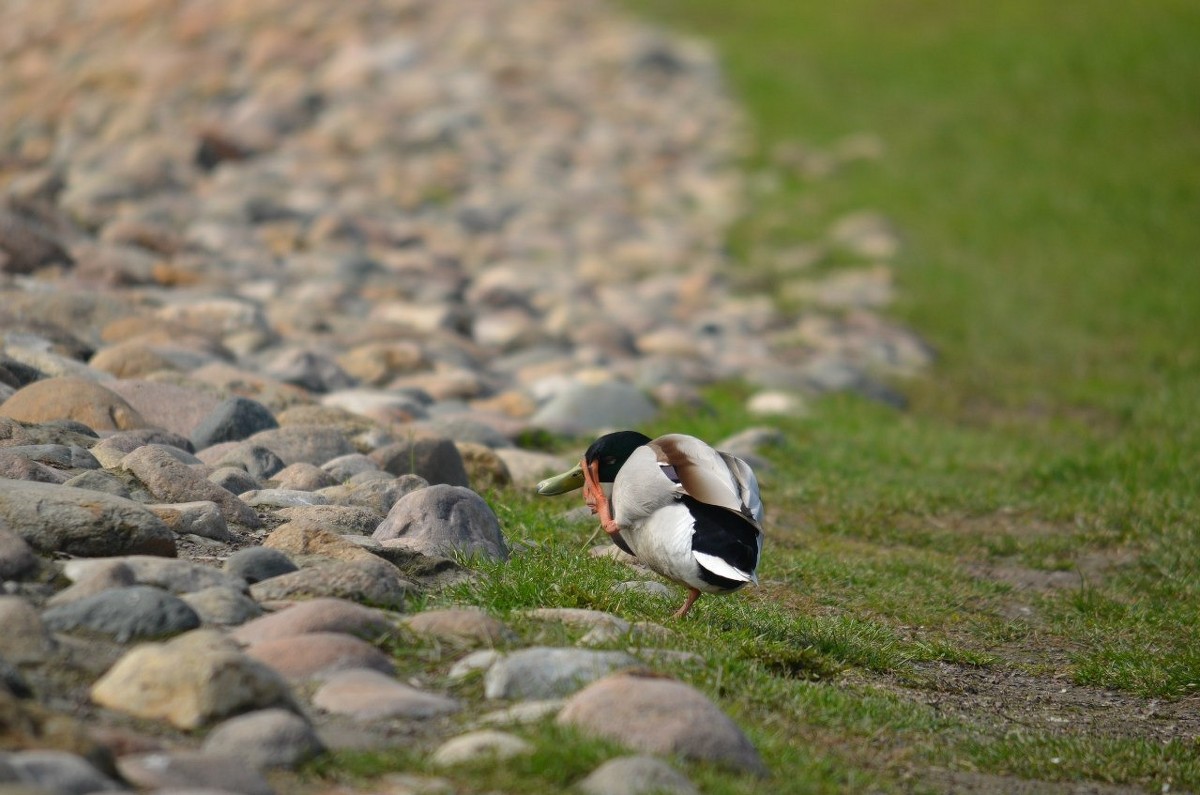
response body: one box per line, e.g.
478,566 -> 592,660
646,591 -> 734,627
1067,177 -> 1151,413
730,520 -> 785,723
535,464 -> 584,495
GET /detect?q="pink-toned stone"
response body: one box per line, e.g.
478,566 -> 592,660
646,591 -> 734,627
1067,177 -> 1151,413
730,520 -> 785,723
244,631 -> 394,680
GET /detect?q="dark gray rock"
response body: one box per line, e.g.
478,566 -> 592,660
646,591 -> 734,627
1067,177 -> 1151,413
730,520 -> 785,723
41,585 -> 201,642
369,436 -> 471,487
224,547 -> 298,584
190,396 -> 279,450
373,484 -> 508,561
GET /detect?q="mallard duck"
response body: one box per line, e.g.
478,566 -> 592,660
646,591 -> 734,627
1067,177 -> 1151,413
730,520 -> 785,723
537,431 -> 764,618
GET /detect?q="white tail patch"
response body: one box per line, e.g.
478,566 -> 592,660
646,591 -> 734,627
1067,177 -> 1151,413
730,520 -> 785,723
693,551 -> 754,583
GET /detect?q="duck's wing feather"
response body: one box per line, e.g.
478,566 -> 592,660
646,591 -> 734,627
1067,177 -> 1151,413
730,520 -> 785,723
718,451 -> 764,525
651,434 -> 763,527
684,495 -> 761,587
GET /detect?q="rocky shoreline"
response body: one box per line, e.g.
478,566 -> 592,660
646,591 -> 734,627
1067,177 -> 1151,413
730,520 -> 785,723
0,1 -> 929,792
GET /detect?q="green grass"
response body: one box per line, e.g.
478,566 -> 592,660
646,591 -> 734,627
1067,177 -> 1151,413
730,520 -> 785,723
303,1 -> 1200,792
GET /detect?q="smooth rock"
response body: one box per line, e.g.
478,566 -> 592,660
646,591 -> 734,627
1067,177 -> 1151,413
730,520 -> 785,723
239,489 -> 329,509
41,585 -> 201,642
146,501 -> 231,542
269,462 -> 337,491
0,597 -> 57,663
373,485 -> 508,561
60,470 -> 133,499
319,453 -> 381,482
181,586 -> 263,627
245,426 -> 356,466
402,608 -> 516,647
121,445 -> 261,528
63,556 -> 246,595
245,631 -> 394,681
369,436 -> 470,488
202,708 -> 325,770
2,750 -> 123,795
430,730 -> 533,766
223,548 -> 298,585
317,473 -> 427,514
103,380 -> 223,437
484,647 -> 639,701
230,598 -> 394,645
0,376 -> 146,431
578,755 -> 699,795
557,672 -> 767,775
46,560 -> 137,607
311,668 -> 460,721
447,650 -> 502,682
0,528 -> 39,581
530,381 -> 658,435
273,504 -> 385,536
116,751 -> 273,795
247,560 -> 412,610
190,396 -> 279,450
0,480 -> 175,558
90,629 -> 297,729
210,443 -> 286,481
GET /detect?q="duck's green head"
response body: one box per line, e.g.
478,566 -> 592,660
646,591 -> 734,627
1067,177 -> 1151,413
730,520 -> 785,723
534,430 -> 651,495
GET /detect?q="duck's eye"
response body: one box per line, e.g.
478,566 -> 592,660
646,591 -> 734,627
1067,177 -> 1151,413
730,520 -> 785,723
604,456 -> 617,465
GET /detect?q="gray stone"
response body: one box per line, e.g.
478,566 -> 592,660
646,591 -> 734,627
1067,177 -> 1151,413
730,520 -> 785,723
247,560 -> 412,610
558,672 -> 767,776
121,445 -> 261,528
181,586 -> 263,627
202,708 -> 324,770
190,397 -> 279,450
212,444 -> 286,481
42,585 -> 201,642
208,466 -> 263,496
2,750 -> 123,795
116,751 -> 272,795
60,470 -> 132,499
373,485 -> 508,561
530,381 -> 658,434
230,598 -> 394,645
430,730 -> 532,766
239,489 -> 329,509
63,556 -> 246,595
269,462 -> 337,491
245,426 -> 356,466
311,668 -> 460,721
0,479 -> 175,558
245,631 -> 395,681
319,453 -> 381,482
0,528 -> 40,581
273,504 -> 384,536
224,547 -> 298,585
147,501 -> 232,542
578,755 -> 699,795
0,597 -> 57,663
484,647 -> 639,700
317,473 -> 427,514
369,436 -> 471,488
